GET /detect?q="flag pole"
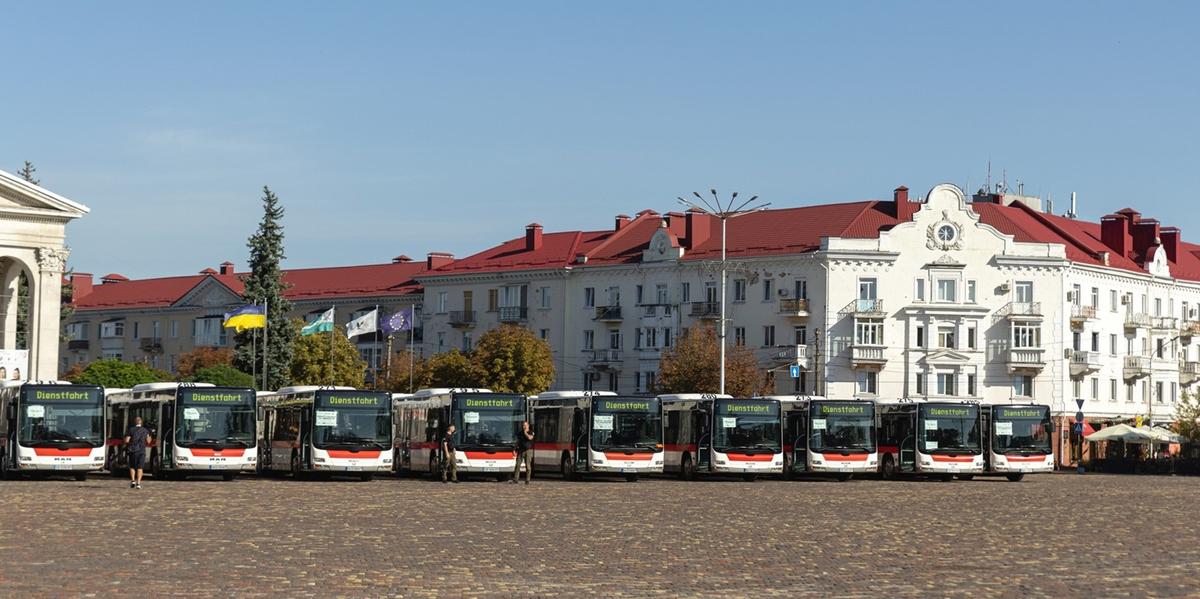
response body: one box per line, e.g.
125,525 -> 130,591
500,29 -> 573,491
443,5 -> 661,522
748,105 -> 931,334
262,297 -> 269,392
408,308 -> 414,393
251,311 -> 257,389
330,305 -> 336,386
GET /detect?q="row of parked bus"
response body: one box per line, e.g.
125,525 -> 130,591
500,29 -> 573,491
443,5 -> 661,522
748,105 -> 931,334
0,380 -> 1054,483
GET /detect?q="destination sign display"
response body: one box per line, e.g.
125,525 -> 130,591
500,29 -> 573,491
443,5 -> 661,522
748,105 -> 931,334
716,400 -> 779,416
596,399 -> 658,412
28,388 -> 102,403
814,402 -> 870,417
455,395 -> 524,410
996,407 -> 1047,419
921,405 -> 977,418
316,391 -> 389,409
181,389 -> 254,405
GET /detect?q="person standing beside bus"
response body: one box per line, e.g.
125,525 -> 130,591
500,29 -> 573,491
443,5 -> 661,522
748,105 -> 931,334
512,420 -> 534,485
441,424 -> 459,483
125,417 -> 152,489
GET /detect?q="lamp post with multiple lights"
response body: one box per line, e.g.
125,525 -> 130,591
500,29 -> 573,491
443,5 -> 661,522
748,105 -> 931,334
677,190 -> 770,395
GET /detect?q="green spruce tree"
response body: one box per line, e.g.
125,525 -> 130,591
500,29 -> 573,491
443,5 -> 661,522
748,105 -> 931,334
232,186 -> 295,390
17,160 -> 39,185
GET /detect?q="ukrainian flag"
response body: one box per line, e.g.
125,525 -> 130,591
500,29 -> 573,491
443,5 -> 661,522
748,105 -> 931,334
223,303 -> 266,332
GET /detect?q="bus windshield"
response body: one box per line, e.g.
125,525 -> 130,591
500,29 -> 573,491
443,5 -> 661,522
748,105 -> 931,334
810,402 -> 875,453
919,404 -> 981,454
591,398 -> 662,451
992,407 -> 1052,454
314,392 -> 392,449
455,394 -> 525,447
19,396 -> 105,447
713,400 -> 781,452
176,389 -> 257,448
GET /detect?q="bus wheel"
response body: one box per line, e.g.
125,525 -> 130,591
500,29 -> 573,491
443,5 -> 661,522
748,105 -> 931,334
625,474 -> 639,482
880,455 -> 897,480
956,474 -> 975,481
938,474 -> 954,482
0,455 -> 10,480
291,453 -> 305,480
560,454 -> 576,480
150,452 -> 163,478
1006,473 -> 1025,482
680,454 -> 698,481
222,472 -> 237,481
74,471 -> 88,482
429,456 -> 440,481
743,474 -> 758,482
836,473 -> 853,482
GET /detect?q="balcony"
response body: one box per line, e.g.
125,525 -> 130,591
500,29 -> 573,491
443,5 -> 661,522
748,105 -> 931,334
194,334 -> 228,348
851,345 -> 887,368
497,306 -> 529,323
774,344 -> 811,370
641,304 -> 672,319
447,310 -> 476,328
779,298 -> 810,317
594,305 -> 623,322
840,299 -> 886,317
998,302 -> 1043,321
1124,312 -> 1151,332
1151,316 -> 1178,331
689,302 -> 721,319
1180,320 -> 1200,340
139,337 -> 163,354
1123,355 -> 1152,380
1005,347 -> 1046,374
67,339 -> 88,351
1068,350 -> 1101,378
1069,305 -> 1097,328
1181,361 -> 1200,385
587,349 -> 622,370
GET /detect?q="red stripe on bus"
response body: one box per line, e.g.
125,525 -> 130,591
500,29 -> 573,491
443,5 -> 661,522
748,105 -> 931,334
532,442 -> 572,451
929,455 -> 975,463
189,448 -> 247,457
326,450 -> 382,459
723,453 -> 775,462
603,452 -> 654,461
32,447 -> 93,457
819,453 -> 869,461
1004,455 -> 1049,462
464,451 -> 514,460
664,444 -> 698,452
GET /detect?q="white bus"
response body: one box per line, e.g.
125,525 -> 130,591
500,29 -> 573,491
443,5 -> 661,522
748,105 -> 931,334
529,391 -> 663,481
980,404 -> 1054,481
875,399 -> 984,481
393,388 -> 526,480
661,394 -> 784,481
0,381 -> 106,480
108,382 -> 257,480
259,386 -> 392,481
782,397 -> 877,481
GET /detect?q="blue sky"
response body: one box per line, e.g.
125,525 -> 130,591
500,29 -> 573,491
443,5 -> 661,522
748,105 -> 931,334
4,2 -> 1199,279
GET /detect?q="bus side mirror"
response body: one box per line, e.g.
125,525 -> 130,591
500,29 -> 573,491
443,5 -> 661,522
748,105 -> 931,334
257,407 -> 265,422
4,404 -> 13,422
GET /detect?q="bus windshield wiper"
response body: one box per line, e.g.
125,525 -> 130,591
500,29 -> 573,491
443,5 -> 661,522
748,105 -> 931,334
223,438 -> 251,447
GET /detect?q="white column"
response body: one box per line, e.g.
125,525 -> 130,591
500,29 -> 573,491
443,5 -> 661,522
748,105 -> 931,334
32,247 -> 70,380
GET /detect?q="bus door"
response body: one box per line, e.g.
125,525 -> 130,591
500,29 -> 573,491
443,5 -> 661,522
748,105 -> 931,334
899,414 -> 916,472
572,408 -> 588,470
299,404 -> 313,467
161,402 -> 176,467
696,410 -> 711,471
789,410 -> 808,472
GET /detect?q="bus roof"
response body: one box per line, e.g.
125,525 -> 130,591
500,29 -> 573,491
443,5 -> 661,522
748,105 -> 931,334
410,388 -> 492,397
274,385 -> 356,394
130,382 -> 216,392
657,393 -> 732,401
532,391 -> 616,400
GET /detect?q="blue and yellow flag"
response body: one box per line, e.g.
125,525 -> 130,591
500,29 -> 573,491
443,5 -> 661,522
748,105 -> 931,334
223,303 -> 266,332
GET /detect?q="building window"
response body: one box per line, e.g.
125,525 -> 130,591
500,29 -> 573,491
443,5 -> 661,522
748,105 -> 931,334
1110,334 -> 1118,355
859,278 -> 877,300
488,289 -> 499,311
793,326 -> 807,345
936,373 -> 956,396
938,327 -> 955,349
462,332 -> 472,352
967,280 -> 976,303
763,326 -> 775,347
584,287 -> 595,308
857,371 -> 877,395
1091,332 -> 1100,352
1155,381 -> 1164,403
437,292 -> 448,314
1091,378 -> 1099,400
192,318 -> 226,347
915,373 -> 925,395
635,285 -> 644,305
609,330 -> 621,350
794,372 -> 807,394
763,279 -> 774,302
936,279 -> 956,302
1013,375 -> 1033,397
1126,381 -> 1134,403
733,327 -> 746,347
539,329 -> 549,341
1110,289 -> 1119,312
437,332 -> 445,352
967,374 -> 977,396
170,321 -> 178,339
645,328 -> 658,348
664,328 -> 672,348
856,320 -> 883,345
656,284 -> 669,304
1171,382 -> 1178,403
967,326 -> 977,350
540,287 -> 552,309
915,325 -> 924,348
914,279 -> 925,302
681,282 -> 690,303
795,279 -> 808,300
1013,323 -> 1041,348
1091,287 -> 1100,308
132,322 -> 141,339
583,330 -> 594,350
1014,281 -> 1033,303
100,321 -> 125,338
733,279 -> 746,302
1110,379 -> 1118,402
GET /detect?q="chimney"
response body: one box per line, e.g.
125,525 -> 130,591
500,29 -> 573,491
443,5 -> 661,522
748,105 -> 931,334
393,254 -> 413,263
426,252 -> 455,270
614,214 -> 631,231
525,223 -> 543,251
69,272 -> 93,300
100,273 -> 128,284
684,208 -> 712,249
664,212 -> 687,239
1129,217 -> 1160,261
893,186 -> 919,222
1161,227 -> 1180,263
1100,214 -> 1131,258
219,261 -> 234,275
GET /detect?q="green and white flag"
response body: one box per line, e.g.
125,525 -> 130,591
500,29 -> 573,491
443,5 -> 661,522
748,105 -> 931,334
301,307 -> 334,335
345,309 -> 378,338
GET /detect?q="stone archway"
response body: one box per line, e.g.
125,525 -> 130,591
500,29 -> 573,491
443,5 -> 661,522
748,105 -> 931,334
0,170 -> 89,379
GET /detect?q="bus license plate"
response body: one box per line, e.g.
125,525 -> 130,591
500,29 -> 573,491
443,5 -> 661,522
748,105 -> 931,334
482,467 -> 499,472
621,469 -> 636,473
837,468 -> 848,473
346,467 -> 363,471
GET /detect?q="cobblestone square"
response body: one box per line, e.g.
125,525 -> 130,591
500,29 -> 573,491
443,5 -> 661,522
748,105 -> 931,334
1,472 -> 1197,599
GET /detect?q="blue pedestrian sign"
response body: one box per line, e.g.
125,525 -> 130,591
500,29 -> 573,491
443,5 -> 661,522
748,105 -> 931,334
1074,422 -> 1085,435
789,365 -> 800,378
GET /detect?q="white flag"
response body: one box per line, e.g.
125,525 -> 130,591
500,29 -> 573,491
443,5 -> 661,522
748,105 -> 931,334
345,309 -> 379,338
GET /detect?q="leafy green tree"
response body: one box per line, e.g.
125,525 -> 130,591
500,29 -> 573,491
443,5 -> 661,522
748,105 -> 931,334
66,359 -> 172,388
289,320 -> 367,387
419,349 -> 478,389
185,364 -> 256,388
653,323 -> 772,397
471,324 -> 555,394
381,348 -> 425,393
1173,390 -> 1200,442
232,186 -> 295,390
175,347 -> 234,380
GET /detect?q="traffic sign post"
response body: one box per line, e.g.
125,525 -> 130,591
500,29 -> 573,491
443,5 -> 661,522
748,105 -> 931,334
790,365 -> 800,378
1075,399 -> 1086,474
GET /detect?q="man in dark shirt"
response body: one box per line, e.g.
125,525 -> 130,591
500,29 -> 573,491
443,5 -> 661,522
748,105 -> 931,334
125,417 -> 152,489
512,420 -> 534,485
441,424 -> 458,483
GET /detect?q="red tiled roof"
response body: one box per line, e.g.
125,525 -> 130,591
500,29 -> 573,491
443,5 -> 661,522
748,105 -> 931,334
72,261 -> 428,311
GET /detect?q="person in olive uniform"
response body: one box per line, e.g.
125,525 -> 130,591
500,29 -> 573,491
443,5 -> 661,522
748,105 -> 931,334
441,424 -> 459,483
512,420 -> 534,485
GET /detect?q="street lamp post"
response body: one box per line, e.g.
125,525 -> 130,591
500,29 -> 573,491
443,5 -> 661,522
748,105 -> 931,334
677,190 -> 770,395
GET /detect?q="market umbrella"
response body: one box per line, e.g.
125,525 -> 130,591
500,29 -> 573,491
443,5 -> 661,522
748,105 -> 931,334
1084,424 -> 1155,444
1143,426 -> 1185,444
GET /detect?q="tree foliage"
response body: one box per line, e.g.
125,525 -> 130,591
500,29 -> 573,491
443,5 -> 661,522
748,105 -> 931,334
653,323 -> 772,397
417,349 -> 478,389
175,347 -> 234,380
185,364 -> 256,388
1173,389 -> 1200,442
380,348 -> 425,393
289,320 -> 367,387
17,160 -> 38,185
65,359 -> 172,388
232,186 -> 295,390
472,324 -> 555,394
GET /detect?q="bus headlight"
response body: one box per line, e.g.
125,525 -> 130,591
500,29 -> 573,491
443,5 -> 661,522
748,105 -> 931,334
314,457 -> 326,463
177,456 -> 189,462
715,460 -> 726,465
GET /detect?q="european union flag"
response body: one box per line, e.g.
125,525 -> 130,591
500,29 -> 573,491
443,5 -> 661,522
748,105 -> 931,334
222,303 -> 266,332
381,307 -> 414,335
